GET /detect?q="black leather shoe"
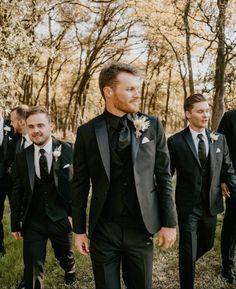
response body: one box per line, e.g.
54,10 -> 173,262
222,269 -> 236,284
0,246 -> 6,257
65,272 -> 78,288
16,279 -> 25,289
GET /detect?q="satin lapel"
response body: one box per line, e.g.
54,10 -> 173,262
207,130 -> 216,178
26,146 -> 35,192
95,116 -> 110,182
183,127 -> 201,167
131,126 -> 139,164
52,139 -> 59,188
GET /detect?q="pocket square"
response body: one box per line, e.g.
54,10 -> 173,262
63,164 -> 70,169
142,137 -> 150,144
216,148 -> 221,153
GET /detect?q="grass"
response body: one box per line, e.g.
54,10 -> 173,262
0,200 -> 234,289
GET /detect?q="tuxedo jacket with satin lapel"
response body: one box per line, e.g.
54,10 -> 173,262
11,139 -> 73,232
218,109 -> 236,169
72,112 -> 177,237
167,126 -> 236,217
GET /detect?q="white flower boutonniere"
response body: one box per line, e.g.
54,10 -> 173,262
3,125 -> 11,135
52,145 -> 62,161
210,132 -> 219,144
133,115 -> 150,138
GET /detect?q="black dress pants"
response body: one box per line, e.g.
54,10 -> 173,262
90,217 -> 153,289
0,175 -> 12,251
221,196 -> 236,274
178,210 -> 217,289
22,217 -> 75,289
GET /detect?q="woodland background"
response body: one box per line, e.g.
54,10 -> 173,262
1,0 -> 236,138
1,1 -> 236,288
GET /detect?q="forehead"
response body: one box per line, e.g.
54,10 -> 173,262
27,113 -> 49,125
116,72 -> 141,86
191,101 -> 209,110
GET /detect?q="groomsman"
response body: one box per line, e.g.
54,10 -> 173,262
72,62 -> 177,289
218,109 -> 236,284
167,94 -> 236,289
10,105 -> 31,152
11,106 -> 76,289
0,106 -> 15,256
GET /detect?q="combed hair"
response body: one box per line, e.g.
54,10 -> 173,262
99,62 -> 140,98
11,104 -> 29,119
26,106 -> 51,121
184,94 -> 207,112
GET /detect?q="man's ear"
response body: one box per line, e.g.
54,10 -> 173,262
103,86 -> 113,100
185,110 -> 190,120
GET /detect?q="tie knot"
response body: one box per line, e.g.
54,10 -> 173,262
197,133 -> 204,141
39,148 -> 46,156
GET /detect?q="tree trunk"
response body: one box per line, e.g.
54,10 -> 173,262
211,0 -> 228,130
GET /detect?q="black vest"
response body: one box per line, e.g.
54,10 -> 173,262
102,137 -> 142,220
194,155 -> 211,213
27,170 -> 67,222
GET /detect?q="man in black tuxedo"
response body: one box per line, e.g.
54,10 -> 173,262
168,94 -> 236,289
11,106 -> 76,289
72,62 -> 177,289
218,109 -> 236,284
0,106 -> 16,255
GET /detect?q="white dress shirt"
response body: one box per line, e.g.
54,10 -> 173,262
34,139 -> 53,179
21,134 -> 32,149
189,127 -> 209,156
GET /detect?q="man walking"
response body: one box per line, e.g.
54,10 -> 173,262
72,62 -> 177,289
0,106 -> 16,256
167,94 -> 236,289
218,109 -> 236,284
11,106 -> 76,289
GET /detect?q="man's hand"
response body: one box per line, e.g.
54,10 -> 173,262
221,182 -> 230,198
156,227 -> 176,250
11,232 -> 22,240
74,233 -> 90,256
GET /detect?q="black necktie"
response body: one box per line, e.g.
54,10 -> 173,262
197,134 -> 206,166
20,136 -> 26,151
117,117 -> 131,152
39,149 -> 48,180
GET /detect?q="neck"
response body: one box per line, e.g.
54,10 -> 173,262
189,124 -> 205,133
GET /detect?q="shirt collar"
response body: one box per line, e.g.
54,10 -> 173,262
34,138 -> 52,155
104,110 -> 123,130
189,127 -> 207,140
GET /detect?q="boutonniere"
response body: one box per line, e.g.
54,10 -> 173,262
210,132 -> 219,143
133,115 -> 150,138
3,125 -> 11,135
52,145 -> 62,161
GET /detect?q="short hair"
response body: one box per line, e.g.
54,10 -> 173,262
99,62 -> 140,98
184,94 -> 207,112
11,104 -> 29,119
26,106 -> 51,122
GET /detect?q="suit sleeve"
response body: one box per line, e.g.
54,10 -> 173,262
71,126 -> 90,234
154,118 -> 177,228
218,112 -> 232,145
220,134 -> 236,191
167,137 -> 176,176
10,154 -> 24,232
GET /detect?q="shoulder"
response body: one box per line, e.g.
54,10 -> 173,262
76,114 -> 104,134
168,128 -> 187,142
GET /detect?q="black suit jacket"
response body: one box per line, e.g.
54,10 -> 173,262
72,112 -> 177,237
168,127 -> 236,217
11,139 -> 74,232
218,109 -> 236,169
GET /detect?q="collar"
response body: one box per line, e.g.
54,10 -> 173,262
189,127 -> 207,140
104,110 -> 123,130
34,138 -> 52,156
